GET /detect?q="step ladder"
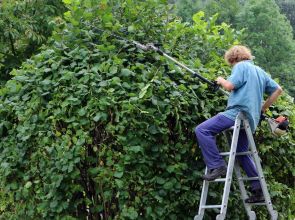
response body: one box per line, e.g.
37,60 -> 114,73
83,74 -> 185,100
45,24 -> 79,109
194,112 -> 278,220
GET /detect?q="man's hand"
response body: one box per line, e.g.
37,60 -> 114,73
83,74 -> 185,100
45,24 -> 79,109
216,76 -> 225,85
216,77 -> 235,91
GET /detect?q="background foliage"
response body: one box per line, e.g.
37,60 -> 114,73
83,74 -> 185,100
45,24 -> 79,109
173,0 -> 295,98
0,0 -> 65,83
276,0 -> 295,37
0,0 -> 294,219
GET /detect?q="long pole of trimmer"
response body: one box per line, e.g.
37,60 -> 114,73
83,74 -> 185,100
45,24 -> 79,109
147,44 -> 229,96
93,28 -> 229,96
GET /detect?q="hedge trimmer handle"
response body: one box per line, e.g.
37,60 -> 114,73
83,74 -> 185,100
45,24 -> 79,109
260,112 -> 266,121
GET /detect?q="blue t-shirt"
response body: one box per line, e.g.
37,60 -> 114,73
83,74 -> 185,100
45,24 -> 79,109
221,60 -> 279,132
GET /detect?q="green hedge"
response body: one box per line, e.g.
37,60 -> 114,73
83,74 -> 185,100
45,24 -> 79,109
0,0 -> 294,219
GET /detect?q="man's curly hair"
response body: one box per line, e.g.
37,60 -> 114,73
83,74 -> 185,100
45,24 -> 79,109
224,45 -> 253,66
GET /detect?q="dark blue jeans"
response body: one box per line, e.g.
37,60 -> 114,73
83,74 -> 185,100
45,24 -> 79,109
195,113 -> 261,190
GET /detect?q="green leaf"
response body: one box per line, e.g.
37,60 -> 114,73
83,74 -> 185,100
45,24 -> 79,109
121,68 -> 133,77
111,76 -> 121,85
78,108 -> 87,116
114,171 -> 124,178
128,25 -> 135,32
139,83 -> 150,99
129,145 -> 142,153
156,177 -> 165,185
115,179 -> 124,188
62,0 -> 72,5
24,181 -> 32,189
93,112 -> 108,122
99,81 -> 108,87
122,207 -> 138,220
50,200 -> 58,209
109,66 -> 118,75
163,181 -> 173,190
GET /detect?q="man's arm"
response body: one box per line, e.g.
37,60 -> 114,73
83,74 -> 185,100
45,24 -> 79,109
261,86 -> 283,113
216,76 -> 235,91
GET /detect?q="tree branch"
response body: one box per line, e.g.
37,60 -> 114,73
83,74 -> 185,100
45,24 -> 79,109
8,32 -> 17,57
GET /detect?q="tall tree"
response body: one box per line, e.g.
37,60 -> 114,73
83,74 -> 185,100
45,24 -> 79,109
173,0 -> 204,22
236,0 -> 295,96
173,0 -> 241,24
276,0 -> 295,36
0,0 -> 65,82
202,0 -> 241,25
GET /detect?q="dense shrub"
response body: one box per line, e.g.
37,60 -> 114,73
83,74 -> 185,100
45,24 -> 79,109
0,0 -> 294,219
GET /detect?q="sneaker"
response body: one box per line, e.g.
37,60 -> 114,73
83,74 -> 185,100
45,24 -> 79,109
202,166 -> 227,181
245,189 -> 265,203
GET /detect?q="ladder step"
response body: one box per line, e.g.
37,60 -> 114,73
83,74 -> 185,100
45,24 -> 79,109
219,152 -> 230,156
209,178 -> 226,182
201,205 -> 222,209
238,177 -> 259,181
250,202 -> 267,206
227,126 -> 244,130
220,151 -> 252,156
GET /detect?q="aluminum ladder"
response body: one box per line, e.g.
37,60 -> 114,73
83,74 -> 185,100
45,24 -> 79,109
194,113 -> 278,220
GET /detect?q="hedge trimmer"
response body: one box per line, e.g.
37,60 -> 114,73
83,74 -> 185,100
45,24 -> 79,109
132,43 -> 228,94
261,114 -> 289,136
92,27 -> 289,136
90,26 -> 227,95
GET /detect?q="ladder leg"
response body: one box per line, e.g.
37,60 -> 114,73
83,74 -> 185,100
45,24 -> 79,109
216,118 -> 242,220
224,131 -> 256,220
243,120 -> 278,220
234,162 -> 256,220
194,167 -> 210,220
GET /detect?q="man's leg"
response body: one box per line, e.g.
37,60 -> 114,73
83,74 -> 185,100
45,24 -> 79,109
195,114 -> 235,172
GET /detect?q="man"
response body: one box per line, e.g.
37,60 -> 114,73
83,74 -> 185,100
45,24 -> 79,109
195,45 -> 282,203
